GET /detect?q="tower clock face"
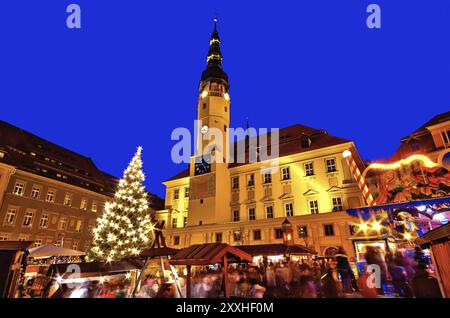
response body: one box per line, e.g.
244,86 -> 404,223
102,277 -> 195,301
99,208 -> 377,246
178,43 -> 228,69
194,155 -> 211,175
201,125 -> 209,134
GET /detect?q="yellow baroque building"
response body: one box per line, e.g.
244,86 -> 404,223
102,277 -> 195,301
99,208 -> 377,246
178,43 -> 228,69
155,21 -> 367,258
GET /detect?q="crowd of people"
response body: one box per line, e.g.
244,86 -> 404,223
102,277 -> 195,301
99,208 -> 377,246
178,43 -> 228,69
43,246 -> 442,298
136,246 -> 442,298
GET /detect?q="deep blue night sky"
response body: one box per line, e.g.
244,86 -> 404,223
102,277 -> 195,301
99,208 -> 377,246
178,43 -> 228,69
0,1 -> 449,198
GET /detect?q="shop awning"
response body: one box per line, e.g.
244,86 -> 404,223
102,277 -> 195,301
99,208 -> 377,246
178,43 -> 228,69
28,244 -> 85,258
237,244 -> 317,256
415,222 -> 450,248
0,240 -> 33,251
50,259 -> 143,279
347,196 -> 450,219
139,247 -> 180,258
169,243 -> 252,266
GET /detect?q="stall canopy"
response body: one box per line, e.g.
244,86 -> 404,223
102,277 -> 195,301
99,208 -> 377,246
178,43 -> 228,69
414,223 -> 450,298
237,244 -> 317,256
169,243 -> 252,266
415,222 -> 450,248
49,259 -> 143,279
347,196 -> 450,220
139,247 -> 179,258
169,243 -> 252,298
28,244 -> 85,258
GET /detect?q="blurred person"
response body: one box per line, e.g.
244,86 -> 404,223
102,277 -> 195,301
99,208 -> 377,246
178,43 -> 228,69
249,281 -> 266,298
335,247 -> 358,293
391,252 -> 413,298
365,246 -> 388,295
265,264 -> 277,289
193,275 -> 213,298
412,263 -> 442,298
156,283 -> 176,298
137,276 -> 158,298
320,260 -> 342,298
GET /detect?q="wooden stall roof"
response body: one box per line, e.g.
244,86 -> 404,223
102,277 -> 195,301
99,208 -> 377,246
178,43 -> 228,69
28,244 -> 86,258
169,243 -> 253,266
139,247 -> 180,258
50,259 -> 143,279
415,223 -> 450,248
0,240 -> 33,251
237,244 -> 317,256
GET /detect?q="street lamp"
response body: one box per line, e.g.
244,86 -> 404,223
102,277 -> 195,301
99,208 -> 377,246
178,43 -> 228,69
281,217 -> 294,246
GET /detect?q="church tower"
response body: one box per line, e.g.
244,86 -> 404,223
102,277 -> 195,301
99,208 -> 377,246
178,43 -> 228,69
188,18 -> 231,227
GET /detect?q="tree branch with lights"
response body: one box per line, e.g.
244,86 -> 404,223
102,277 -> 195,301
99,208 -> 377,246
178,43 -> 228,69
87,147 -> 153,262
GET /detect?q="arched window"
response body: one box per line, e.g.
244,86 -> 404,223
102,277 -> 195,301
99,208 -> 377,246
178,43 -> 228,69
324,246 -> 339,257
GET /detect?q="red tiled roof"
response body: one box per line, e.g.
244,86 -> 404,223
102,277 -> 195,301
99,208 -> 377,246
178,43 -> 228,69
165,124 -> 351,181
229,124 -> 350,168
401,111 -> 450,141
164,167 -> 190,182
0,120 -> 118,195
169,243 -> 253,265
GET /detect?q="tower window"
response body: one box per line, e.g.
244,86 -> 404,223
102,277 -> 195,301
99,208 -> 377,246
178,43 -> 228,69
224,106 -> 228,112
203,103 -> 207,110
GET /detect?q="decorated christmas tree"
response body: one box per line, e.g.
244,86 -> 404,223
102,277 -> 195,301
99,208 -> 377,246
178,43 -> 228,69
87,146 -> 153,262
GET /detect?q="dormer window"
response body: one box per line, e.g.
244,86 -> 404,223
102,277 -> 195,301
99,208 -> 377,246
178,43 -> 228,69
441,130 -> 450,145
300,135 -> 312,148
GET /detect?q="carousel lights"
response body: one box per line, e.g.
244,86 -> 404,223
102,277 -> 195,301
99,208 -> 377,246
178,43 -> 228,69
357,221 -> 369,233
403,232 -> 412,241
371,220 -> 383,232
365,154 -> 438,172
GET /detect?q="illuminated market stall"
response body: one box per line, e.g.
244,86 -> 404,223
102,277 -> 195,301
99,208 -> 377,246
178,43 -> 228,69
415,222 -> 450,298
347,196 -> 450,274
169,243 -> 253,298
